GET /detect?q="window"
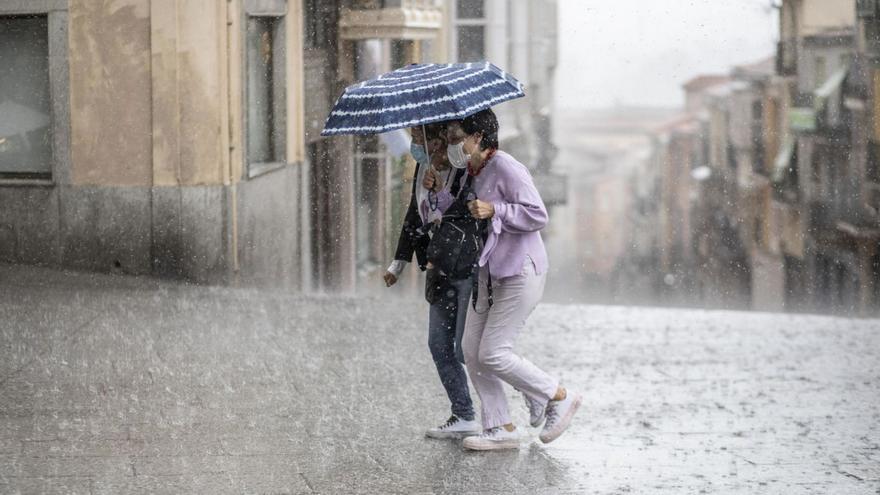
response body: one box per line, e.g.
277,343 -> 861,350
868,140 -> 880,182
419,39 -> 434,64
815,55 -> 826,89
873,252 -> 880,308
776,142 -> 800,202
354,134 -> 391,275
858,0 -> 878,18
391,40 -> 410,70
869,188 -> 880,216
812,151 -> 822,188
0,15 -> 52,179
864,11 -> 880,55
726,143 -> 737,171
454,0 -> 486,62
788,144 -> 799,191
304,0 -> 328,50
458,26 -> 486,62
457,0 -> 484,18
751,99 -> 764,174
245,1 -> 287,176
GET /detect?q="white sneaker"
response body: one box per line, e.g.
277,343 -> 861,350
539,390 -> 583,444
523,393 -> 546,428
425,416 -> 482,439
462,426 -> 521,451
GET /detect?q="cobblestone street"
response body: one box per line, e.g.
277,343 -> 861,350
1,264 -> 878,494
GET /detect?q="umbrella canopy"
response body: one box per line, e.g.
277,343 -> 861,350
321,62 -> 524,136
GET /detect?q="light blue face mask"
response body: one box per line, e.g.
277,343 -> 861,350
410,142 -> 429,164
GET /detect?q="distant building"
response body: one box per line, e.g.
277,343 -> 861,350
645,0 -> 880,315
843,0 -> 880,312
682,75 -> 729,113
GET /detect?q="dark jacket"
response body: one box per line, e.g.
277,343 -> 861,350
393,163 -> 466,270
393,163 -> 430,270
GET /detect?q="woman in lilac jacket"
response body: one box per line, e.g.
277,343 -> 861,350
445,109 -> 583,451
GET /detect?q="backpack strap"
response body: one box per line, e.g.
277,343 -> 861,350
471,264 -> 493,313
454,172 -> 491,312
410,162 -> 421,196
469,217 -> 493,314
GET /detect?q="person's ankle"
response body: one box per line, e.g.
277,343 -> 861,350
552,387 -> 567,402
502,423 -> 516,432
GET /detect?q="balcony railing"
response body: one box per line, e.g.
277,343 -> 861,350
340,0 -> 442,40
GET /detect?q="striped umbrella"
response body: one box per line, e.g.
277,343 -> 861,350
321,62 -> 525,136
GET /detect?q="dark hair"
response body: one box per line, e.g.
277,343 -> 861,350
461,108 -> 499,150
415,122 -> 446,142
425,122 -> 446,141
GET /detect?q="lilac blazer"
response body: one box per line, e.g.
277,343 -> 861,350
470,150 -> 549,279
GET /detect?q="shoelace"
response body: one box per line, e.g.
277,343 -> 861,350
481,426 -> 503,438
544,402 -> 560,428
439,416 -> 459,430
524,395 -> 544,417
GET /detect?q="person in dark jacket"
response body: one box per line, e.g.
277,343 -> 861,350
383,121 -> 480,439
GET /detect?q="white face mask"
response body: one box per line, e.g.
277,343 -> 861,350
446,142 -> 468,169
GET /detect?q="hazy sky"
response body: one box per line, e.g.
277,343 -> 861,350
556,0 -> 779,109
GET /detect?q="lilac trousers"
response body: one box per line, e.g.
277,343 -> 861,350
462,257 -> 559,429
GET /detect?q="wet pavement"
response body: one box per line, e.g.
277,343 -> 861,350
1,263 -> 879,494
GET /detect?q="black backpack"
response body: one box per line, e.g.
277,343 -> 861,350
426,174 -> 486,280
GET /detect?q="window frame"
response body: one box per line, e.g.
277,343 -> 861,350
0,0 -> 70,187
242,0 -> 288,179
857,0 -> 879,18
451,0 -> 488,62
868,140 -> 880,183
